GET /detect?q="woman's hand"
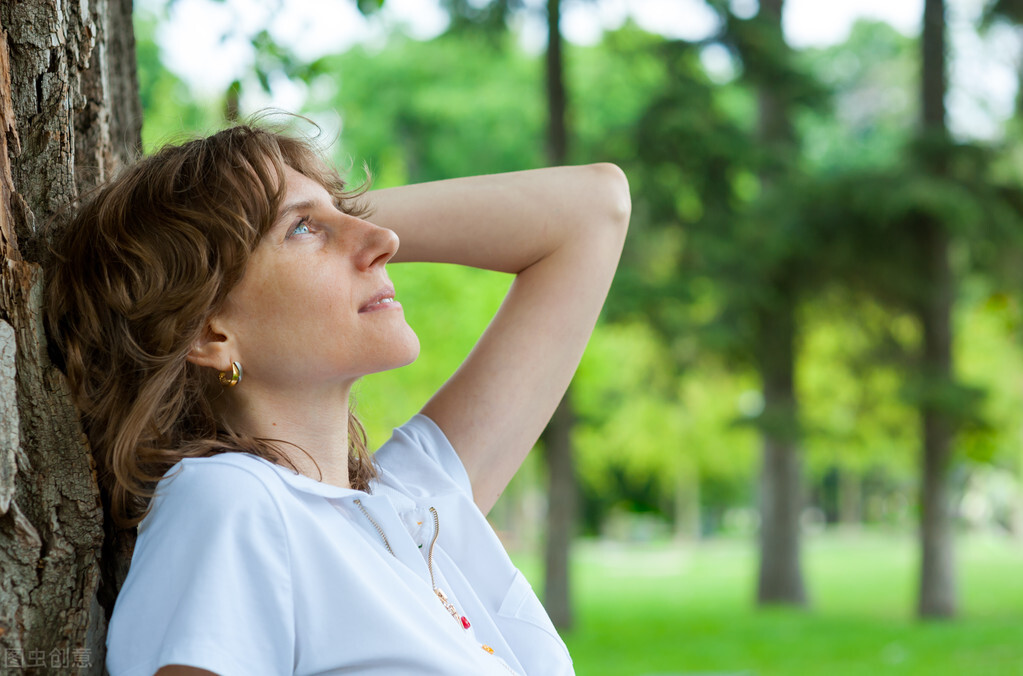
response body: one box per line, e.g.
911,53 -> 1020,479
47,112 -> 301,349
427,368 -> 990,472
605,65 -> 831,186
365,165 -> 630,513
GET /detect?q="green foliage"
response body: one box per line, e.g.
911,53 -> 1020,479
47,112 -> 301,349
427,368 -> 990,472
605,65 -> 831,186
306,33 -> 545,186
356,0 -> 385,14
134,9 -> 221,150
716,7 -> 830,116
439,0 -> 524,35
982,0 -> 1023,29
799,299 -> 919,476
797,20 -> 918,172
574,322 -> 760,493
955,282 -> 1023,464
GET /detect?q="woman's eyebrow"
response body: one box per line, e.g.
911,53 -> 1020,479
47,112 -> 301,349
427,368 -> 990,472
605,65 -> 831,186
274,199 -> 318,225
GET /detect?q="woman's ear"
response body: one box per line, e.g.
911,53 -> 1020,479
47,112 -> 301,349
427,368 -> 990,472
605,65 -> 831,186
186,319 -> 233,371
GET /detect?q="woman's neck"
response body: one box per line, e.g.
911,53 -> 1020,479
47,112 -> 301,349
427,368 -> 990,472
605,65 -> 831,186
217,382 -> 354,488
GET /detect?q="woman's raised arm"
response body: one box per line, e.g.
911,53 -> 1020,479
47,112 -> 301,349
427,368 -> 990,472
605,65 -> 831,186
365,164 -> 630,513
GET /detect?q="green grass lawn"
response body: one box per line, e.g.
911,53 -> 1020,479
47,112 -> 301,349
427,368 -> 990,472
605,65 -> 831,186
513,530 -> 1023,676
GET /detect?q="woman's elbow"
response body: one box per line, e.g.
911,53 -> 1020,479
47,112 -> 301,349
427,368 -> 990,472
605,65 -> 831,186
586,162 -> 631,241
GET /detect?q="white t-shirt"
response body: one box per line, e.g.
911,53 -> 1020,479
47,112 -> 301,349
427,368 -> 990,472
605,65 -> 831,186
106,414 -> 573,676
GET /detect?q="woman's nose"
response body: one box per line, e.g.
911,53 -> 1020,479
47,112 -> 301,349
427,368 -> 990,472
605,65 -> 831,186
355,220 -> 399,270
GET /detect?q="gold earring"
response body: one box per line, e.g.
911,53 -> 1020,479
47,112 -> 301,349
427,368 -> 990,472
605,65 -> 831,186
218,361 -> 242,387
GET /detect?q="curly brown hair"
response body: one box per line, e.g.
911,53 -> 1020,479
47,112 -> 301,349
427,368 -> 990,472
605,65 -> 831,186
44,120 -> 377,528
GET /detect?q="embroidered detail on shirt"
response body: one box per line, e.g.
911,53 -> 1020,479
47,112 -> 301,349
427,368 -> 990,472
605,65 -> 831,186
355,501 -> 472,633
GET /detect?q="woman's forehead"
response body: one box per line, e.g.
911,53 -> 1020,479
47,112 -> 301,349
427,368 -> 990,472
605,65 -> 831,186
279,166 -> 332,205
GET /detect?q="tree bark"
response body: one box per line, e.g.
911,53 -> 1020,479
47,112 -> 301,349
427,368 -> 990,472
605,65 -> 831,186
543,392 -> 577,630
541,0 -> 577,630
752,0 -> 807,607
754,298 -> 807,605
916,0 -> 957,619
0,0 -> 140,670
916,230 -> 956,618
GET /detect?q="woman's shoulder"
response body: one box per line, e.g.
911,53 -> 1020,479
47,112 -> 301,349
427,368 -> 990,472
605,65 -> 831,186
142,453 -> 285,530
112,454 -> 297,676
158,452 -> 279,496
374,414 -> 474,500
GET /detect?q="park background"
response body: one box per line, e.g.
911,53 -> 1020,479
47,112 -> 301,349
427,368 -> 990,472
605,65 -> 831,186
143,0 -> 1023,673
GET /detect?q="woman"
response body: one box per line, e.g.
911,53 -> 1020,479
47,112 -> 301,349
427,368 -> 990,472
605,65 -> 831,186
45,121 -> 629,675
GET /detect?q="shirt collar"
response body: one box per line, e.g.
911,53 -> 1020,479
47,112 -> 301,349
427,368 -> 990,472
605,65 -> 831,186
223,452 -> 371,499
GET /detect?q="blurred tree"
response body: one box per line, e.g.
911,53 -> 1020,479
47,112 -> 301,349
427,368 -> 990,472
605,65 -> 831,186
540,0 -> 578,631
798,298 -> 919,524
771,95 -> 1023,626
745,0 -> 808,607
980,0 -> 1023,545
573,321 -> 760,539
631,0 -> 822,606
440,0 -> 523,34
982,0 -> 1023,118
627,9 -> 806,604
568,24 -> 763,539
915,0 -> 957,619
794,20 -> 918,529
798,19 -> 918,173
709,0 -> 1021,617
791,3 -> 1023,613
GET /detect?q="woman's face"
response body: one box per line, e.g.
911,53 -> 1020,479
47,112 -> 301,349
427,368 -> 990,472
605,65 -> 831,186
214,165 -> 420,393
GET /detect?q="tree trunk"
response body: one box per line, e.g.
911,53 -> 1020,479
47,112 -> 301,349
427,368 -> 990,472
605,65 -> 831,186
917,0 -> 957,619
674,464 -> 700,541
545,0 -> 567,165
838,467 -> 862,526
1013,446 -> 1023,542
1013,422 -> 1023,541
541,0 -> 576,631
543,392 -> 577,630
752,0 -> 807,607
754,298 -> 807,605
0,0 -> 140,671
922,0 -> 947,132
915,222 -> 957,617
1016,48 -> 1023,121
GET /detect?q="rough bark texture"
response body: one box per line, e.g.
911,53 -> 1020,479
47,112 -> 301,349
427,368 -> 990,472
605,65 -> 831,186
0,0 -> 140,671
753,0 -> 807,607
916,0 -> 958,619
541,0 -> 576,630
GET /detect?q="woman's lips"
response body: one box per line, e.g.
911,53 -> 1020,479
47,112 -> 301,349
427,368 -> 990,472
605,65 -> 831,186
359,288 -> 400,313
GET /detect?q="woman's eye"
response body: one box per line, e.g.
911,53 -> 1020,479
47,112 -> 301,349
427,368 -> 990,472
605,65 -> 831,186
289,218 -> 311,237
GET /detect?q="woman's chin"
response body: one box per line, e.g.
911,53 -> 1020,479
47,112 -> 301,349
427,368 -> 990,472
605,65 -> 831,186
376,332 -> 421,374
397,334 -> 421,367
